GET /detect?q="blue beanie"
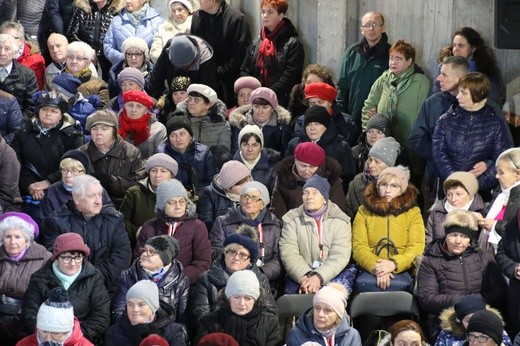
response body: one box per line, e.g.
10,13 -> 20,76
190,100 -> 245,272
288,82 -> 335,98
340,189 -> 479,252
303,175 -> 330,201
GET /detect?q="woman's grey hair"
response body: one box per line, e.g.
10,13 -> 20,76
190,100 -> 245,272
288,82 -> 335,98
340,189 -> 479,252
72,174 -> 101,198
443,209 -> 478,231
67,41 -> 94,60
0,217 -> 36,247
496,148 -> 520,171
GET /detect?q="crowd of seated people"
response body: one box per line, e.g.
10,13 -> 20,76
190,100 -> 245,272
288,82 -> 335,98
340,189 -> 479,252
0,0 -> 519,344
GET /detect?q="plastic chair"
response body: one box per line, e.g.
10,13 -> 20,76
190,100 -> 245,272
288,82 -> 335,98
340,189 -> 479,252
276,294 -> 315,339
349,291 -> 420,320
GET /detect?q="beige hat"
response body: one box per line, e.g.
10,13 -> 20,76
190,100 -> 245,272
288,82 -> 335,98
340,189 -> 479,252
444,171 -> 479,198
187,84 -> 217,105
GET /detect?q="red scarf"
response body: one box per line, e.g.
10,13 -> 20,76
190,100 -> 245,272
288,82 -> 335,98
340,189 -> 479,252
257,18 -> 286,85
118,110 -> 151,146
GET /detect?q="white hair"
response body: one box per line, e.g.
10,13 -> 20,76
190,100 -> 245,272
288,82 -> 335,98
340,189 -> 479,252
67,41 -> 94,60
72,174 -> 101,199
0,34 -> 18,53
0,217 -> 35,247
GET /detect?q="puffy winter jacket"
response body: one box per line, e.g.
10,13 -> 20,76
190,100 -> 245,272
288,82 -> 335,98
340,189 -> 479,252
0,90 -> 23,145
17,318 -> 93,346
17,42 -> 46,90
232,148 -> 279,193
196,176 -> 238,232
0,60 -> 38,118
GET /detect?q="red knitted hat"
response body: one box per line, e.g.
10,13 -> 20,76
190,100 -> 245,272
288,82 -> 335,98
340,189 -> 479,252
294,142 -> 326,167
197,333 -> 239,346
304,82 -> 337,103
139,334 -> 169,346
52,233 -> 90,260
122,90 -> 155,110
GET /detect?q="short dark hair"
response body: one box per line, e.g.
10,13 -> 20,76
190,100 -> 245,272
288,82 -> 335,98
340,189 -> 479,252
240,132 -> 262,145
389,40 -> 415,61
458,72 -> 490,103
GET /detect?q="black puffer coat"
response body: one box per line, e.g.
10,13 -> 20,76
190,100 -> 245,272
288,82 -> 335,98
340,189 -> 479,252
232,148 -> 279,193
0,60 -> 38,118
111,258 -> 190,324
417,238 -> 506,315
197,176 -> 237,232
21,260 -> 110,342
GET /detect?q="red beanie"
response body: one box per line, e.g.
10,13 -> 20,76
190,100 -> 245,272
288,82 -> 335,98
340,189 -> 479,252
197,333 -> 239,346
123,90 -> 155,110
139,334 -> 169,346
294,142 -> 326,166
304,82 -> 337,103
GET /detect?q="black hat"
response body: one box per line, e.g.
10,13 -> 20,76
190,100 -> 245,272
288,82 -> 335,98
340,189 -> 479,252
466,310 -> 503,345
166,115 -> 193,137
304,105 -> 331,128
38,92 -> 69,115
61,150 -> 91,174
145,235 -> 180,266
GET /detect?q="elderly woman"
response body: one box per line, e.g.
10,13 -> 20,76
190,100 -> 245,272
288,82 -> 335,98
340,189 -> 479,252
120,153 -> 178,248
240,0 -> 304,107
105,280 -> 187,345
432,72 -> 511,199
163,116 -> 217,195
197,160 -> 252,231
43,175 -> 131,295
190,227 -> 277,331
380,320 -> 428,346
210,181 -> 281,285
465,310 -> 507,346
157,76 -> 191,125
103,0 -> 163,65
112,235 -> 189,325
194,270 -> 281,345
106,67 -> 146,113
0,213 -> 50,342
287,283 -> 361,346
352,166 -> 424,292
119,90 -> 166,159
233,125 -> 279,192
136,179 -> 211,285
150,0 -> 193,64
22,233 -> 110,344
11,92 -> 83,208
417,210 -> 506,335
65,41 -> 109,105
435,295 -> 511,346
229,86 -> 291,154
226,76 -> 261,118
478,148 -> 520,251
426,172 -> 485,246
280,175 -> 354,294
271,142 -> 345,219
108,37 -> 154,98
346,136 -> 401,220
79,110 -> 146,208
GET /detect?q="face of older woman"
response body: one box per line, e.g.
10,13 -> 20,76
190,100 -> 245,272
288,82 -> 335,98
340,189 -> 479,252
389,50 -> 413,76
456,87 -> 476,110
169,128 -> 192,154
313,303 -> 339,331
139,245 -> 164,271
91,124 -> 115,149
378,176 -> 402,202
121,79 -> 142,93
125,0 -> 146,12
229,295 -> 255,315
124,101 -> 148,119
149,167 -> 173,189
367,156 -> 388,177
171,2 -> 189,23
39,330 -> 70,343
39,106 -> 62,129
496,159 -> 520,190
3,229 -> 29,257
306,122 -> 327,141
392,330 -> 423,346
224,245 -> 251,273
125,49 -> 145,69
294,159 -> 319,181
240,136 -> 262,162
261,5 -> 284,32
240,188 -> 265,219
74,183 -> 103,217
65,50 -> 90,74
446,186 -> 471,208
56,251 -> 83,276
127,297 -> 154,325
172,90 -> 188,105
252,102 -> 274,124
61,165 -> 85,187
303,187 -> 326,212
237,88 -> 254,107
445,232 -> 471,255
164,197 -> 187,218
187,95 -> 211,117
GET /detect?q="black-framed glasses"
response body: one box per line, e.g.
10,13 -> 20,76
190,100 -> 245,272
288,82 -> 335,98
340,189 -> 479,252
467,333 -> 491,344
59,255 -> 83,264
240,194 -> 262,203
125,52 -> 144,58
225,249 -> 250,261
60,169 -> 84,176
140,247 -> 160,257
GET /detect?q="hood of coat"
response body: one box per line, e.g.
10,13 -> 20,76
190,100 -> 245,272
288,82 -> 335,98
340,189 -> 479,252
439,305 -> 504,338
73,0 -> 125,15
174,98 -> 228,123
362,181 -> 419,216
276,156 -> 342,189
228,104 -> 291,129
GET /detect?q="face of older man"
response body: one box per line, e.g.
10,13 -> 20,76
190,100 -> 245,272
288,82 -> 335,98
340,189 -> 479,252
0,36 -> 16,67
48,35 -> 68,64
74,183 -> 103,217
0,28 -> 23,51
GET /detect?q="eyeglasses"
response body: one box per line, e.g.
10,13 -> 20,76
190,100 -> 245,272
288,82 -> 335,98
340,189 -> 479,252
125,52 -> 144,58
66,55 -> 89,62
59,255 -> 84,264
378,183 -> 401,190
61,169 -> 84,176
166,199 -> 186,207
240,194 -> 262,203
225,249 -> 250,261
313,304 -> 335,315
361,22 -> 383,30
140,247 -> 160,257
467,333 -> 491,344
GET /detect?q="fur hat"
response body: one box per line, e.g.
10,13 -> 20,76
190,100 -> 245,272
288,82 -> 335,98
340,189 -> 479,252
303,175 -> 330,201
155,179 -> 188,212
61,149 -> 91,174
240,181 -> 270,205
368,137 -> 400,167
36,287 -> 74,333
145,235 -> 180,266
170,76 -> 191,92
466,310 -> 504,345
145,153 -> 178,175
217,160 -> 250,189
378,166 -> 409,192
52,73 -> 81,98
294,142 -> 325,167
304,82 -> 337,104
366,114 -> 391,136
197,333 -> 239,346
234,76 -> 261,94
187,84 -> 217,105
126,280 -> 160,314
223,225 -> 259,262
166,115 -> 193,137
38,92 -> 69,114
168,0 -> 193,13
454,295 -> 486,322
86,110 -> 118,130
238,124 -> 264,148
122,37 -> 149,60
313,283 -> 348,319
118,67 -> 145,90
304,105 -> 331,128
443,171 -> 479,198
249,87 -> 278,108
52,233 -> 90,260
122,90 -> 155,110
169,35 -> 197,67
225,270 -> 260,300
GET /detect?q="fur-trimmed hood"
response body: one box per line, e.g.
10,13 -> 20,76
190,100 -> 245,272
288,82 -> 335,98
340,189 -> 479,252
73,0 -> 125,15
276,156 -> 342,189
439,305 -> 504,338
362,181 -> 419,216
174,98 -> 228,123
228,104 -> 291,129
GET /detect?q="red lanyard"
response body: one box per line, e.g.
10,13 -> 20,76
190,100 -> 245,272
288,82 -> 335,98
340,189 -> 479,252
315,217 -> 324,260
258,223 -> 264,259
167,222 -> 179,236
323,335 -> 334,346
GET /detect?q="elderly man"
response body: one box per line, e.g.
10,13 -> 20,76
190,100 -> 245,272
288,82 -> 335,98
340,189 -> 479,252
0,34 -> 38,118
43,174 -> 131,294
0,21 -> 46,89
336,11 -> 390,131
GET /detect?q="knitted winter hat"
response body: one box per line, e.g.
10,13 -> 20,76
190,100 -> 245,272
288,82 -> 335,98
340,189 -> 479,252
368,136 -> 401,167
240,181 -> 270,205
38,92 -> 69,114
0,212 -> 39,239
234,76 -> 261,94
52,233 -> 90,260
443,171 -> 479,198
197,333 -> 239,346
223,225 -> 259,262
225,270 -> 260,300
86,110 -> 118,130
36,287 -> 74,333
123,90 -> 155,110
187,84 -> 218,105
313,284 -> 348,319
454,295 -> 486,322
118,67 -> 145,90
140,334 -> 169,346
168,0 -> 193,13
304,82 -> 337,104
378,166 -> 409,192
366,114 -> 391,136
294,142 -> 325,167
155,179 -> 188,212
170,76 -> 191,92
238,124 -> 264,148
249,87 -> 278,108
169,35 -> 197,67
126,280 -> 160,314
217,160 -> 251,189
145,235 -> 180,266
122,36 -> 149,60
304,105 -> 331,128
52,73 -> 81,98
466,310 -> 504,345
61,149 -> 91,174
303,175 -> 330,201
145,153 -> 178,175
166,115 -> 193,137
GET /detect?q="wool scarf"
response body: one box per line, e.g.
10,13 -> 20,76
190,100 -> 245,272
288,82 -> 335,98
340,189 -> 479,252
127,3 -> 149,27
257,18 -> 286,85
386,64 -> 415,119
118,110 -> 151,146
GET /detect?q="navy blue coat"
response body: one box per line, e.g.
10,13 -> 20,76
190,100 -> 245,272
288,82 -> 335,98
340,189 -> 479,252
0,90 -> 24,145
197,176 -> 237,232
232,148 -> 279,193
